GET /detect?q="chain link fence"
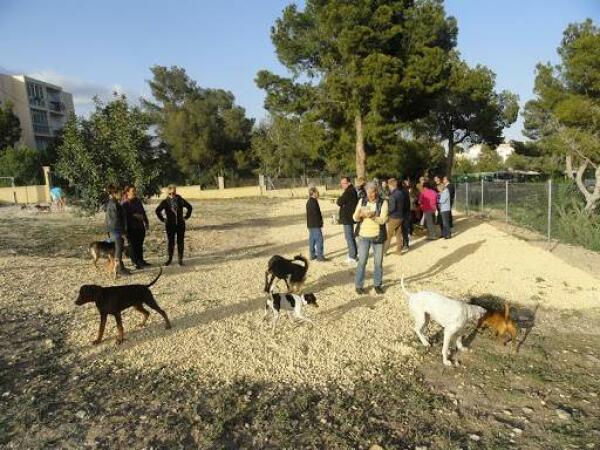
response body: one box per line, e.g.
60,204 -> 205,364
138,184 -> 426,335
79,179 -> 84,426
454,180 -> 600,251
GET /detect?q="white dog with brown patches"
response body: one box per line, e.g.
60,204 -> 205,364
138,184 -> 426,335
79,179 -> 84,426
401,275 -> 486,366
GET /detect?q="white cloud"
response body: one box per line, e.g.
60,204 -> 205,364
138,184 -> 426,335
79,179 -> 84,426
26,70 -> 140,116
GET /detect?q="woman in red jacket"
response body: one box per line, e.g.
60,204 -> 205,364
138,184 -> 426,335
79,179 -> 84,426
418,182 -> 438,240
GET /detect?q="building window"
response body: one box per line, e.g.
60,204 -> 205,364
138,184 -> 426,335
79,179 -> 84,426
35,137 -> 52,151
31,109 -> 50,134
27,82 -> 46,107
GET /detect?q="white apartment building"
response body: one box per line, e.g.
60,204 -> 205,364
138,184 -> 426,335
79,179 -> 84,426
0,73 -> 74,151
458,142 -> 515,163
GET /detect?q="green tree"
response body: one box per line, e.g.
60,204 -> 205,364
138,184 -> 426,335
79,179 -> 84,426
523,19 -> 600,213
0,146 -> 42,185
257,0 -> 458,179
56,96 -> 160,213
0,101 -> 21,150
251,115 -> 326,179
144,65 -> 254,184
425,56 -> 519,176
475,144 -> 502,172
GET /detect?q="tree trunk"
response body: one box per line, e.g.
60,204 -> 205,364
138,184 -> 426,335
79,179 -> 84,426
565,153 -> 600,214
445,134 -> 455,177
355,113 -> 366,179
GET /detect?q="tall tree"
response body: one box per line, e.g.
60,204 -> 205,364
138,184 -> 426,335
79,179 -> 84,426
0,101 -> 21,150
0,146 -> 42,184
251,114 -> 325,179
144,65 -> 254,183
257,0 -> 458,178
56,96 -> 160,213
523,19 -> 600,213
425,55 -> 519,176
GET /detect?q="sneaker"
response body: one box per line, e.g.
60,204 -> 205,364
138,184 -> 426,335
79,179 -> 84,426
316,257 -> 327,262
374,286 -> 385,295
356,287 -> 366,295
117,268 -> 131,276
141,261 -> 152,267
178,259 -> 184,266
164,259 -> 172,266
401,246 -> 409,254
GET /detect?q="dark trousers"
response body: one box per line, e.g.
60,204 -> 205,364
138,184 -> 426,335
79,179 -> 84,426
166,223 -> 185,262
128,227 -> 146,265
402,215 -> 411,247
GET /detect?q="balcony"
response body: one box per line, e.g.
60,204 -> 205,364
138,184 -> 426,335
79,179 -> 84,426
33,123 -> 50,135
49,101 -> 65,113
29,97 -> 46,108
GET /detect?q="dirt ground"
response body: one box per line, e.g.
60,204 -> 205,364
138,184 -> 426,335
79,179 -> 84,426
0,198 -> 599,449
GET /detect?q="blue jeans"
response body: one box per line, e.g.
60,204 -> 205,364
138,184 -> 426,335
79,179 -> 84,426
355,237 -> 384,288
343,224 -> 357,260
308,228 -> 324,259
108,230 -> 126,270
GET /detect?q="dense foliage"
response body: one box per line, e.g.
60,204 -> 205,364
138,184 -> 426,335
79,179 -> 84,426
144,65 -> 254,185
523,19 -> 600,213
56,96 -> 161,213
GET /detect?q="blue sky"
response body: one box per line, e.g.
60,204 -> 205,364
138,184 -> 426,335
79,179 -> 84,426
1,0 -> 598,140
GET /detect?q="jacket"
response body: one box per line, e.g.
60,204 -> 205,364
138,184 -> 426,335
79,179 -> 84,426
336,184 -> 358,225
353,197 -> 389,239
438,188 -> 451,212
446,182 -> 456,207
306,197 -> 323,228
419,188 -> 438,213
105,197 -> 126,234
387,188 -> 406,219
122,197 -> 149,230
155,195 -> 193,227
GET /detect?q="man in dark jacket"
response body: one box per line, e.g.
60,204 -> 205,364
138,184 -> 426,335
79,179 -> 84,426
384,178 -> 406,254
155,185 -> 193,266
105,185 -> 129,275
443,175 -> 456,229
306,186 -> 325,261
336,176 -> 358,264
400,178 -> 411,252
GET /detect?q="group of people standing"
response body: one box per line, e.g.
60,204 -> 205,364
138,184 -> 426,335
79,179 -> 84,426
305,173 -> 455,295
104,184 -> 192,276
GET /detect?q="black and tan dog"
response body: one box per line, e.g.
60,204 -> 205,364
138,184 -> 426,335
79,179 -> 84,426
75,268 -> 171,345
264,255 -> 309,293
89,240 -> 130,277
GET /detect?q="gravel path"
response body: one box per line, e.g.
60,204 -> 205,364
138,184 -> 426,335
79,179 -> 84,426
1,198 -> 598,387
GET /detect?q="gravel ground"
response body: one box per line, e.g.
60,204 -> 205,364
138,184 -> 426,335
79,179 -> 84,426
1,198 -> 599,449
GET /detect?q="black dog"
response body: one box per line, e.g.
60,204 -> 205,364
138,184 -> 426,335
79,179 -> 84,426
264,255 -> 309,293
75,268 -> 171,345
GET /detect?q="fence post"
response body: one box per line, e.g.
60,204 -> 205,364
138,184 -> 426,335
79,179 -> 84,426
505,180 -> 509,223
480,178 -> 484,215
465,182 -> 469,216
547,178 -> 552,243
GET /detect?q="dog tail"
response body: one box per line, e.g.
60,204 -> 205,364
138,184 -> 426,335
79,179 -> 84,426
400,273 -> 411,298
146,267 -> 163,288
293,254 -> 309,269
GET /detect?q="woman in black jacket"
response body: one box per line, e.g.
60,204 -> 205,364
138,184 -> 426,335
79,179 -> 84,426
306,186 -> 325,261
155,185 -> 193,266
336,177 -> 358,264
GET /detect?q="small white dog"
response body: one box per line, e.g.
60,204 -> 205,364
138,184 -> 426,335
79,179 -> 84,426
401,276 -> 486,366
264,292 -> 319,330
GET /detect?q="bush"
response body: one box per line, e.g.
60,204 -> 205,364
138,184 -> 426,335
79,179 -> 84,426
557,197 -> 600,251
0,147 -> 43,185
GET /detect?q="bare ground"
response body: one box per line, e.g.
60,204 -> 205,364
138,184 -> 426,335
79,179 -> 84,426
0,198 -> 599,449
